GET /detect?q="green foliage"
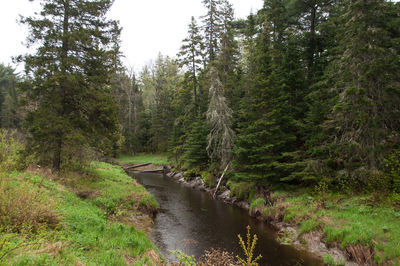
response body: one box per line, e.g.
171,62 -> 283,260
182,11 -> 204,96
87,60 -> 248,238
170,250 -> 196,266
276,190 -> 400,264
227,180 -> 256,201
236,225 -> 262,266
0,163 -> 159,265
323,255 -> 343,266
0,64 -> 19,129
0,174 -> 59,233
183,118 -> 209,169
116,154 -> 169,166
385,150 -> 400,193
300,219 -> 320,234
20,0 -> 121,171
250,198 -> 266,210
0,130 -> 24,171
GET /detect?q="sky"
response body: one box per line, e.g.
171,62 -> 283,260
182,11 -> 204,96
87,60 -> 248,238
0,0 -> 263,73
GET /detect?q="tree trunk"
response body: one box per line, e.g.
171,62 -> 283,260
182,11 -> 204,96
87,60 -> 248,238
213,163 -> 230,198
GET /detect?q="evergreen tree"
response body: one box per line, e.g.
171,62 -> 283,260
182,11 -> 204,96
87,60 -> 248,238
201,0 -> 223,63
0,64 -> 19,129
148,55 -> 181,152
19,0 -> 121,171
327,0 -> 400,172
233,1 -> 299,183
178,17 -> 203,102
183,117 -> 209,169
216,0 -> 239,105
112,70 -> 146,154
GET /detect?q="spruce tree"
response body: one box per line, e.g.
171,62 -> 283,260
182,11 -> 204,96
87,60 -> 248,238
178,17 -> 203,102
201,0 -> 223,63
327,0 -> 400,171
19,0 -> 121,171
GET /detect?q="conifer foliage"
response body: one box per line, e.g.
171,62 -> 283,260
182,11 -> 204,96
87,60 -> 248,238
19,0 -> 121,171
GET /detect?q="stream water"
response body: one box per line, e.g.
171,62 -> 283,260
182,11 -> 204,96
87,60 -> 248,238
129,172 -> 323,266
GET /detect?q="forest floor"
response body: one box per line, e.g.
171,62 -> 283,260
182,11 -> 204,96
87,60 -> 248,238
0,162 -> 161,265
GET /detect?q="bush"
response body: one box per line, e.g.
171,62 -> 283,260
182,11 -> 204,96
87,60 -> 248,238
0,174 -> 60,232
227,180 -> 256,200
0,130 -> 24,171
385,150 -> 400,193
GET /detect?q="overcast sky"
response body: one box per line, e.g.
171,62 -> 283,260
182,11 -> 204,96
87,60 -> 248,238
0,0 -> 263,73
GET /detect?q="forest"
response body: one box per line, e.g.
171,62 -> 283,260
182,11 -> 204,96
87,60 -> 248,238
1,0 -> 400,265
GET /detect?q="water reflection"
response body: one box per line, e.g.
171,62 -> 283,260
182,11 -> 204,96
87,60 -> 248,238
130,172 -> 322,266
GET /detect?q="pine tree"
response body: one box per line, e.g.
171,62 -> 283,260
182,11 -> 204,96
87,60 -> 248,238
19,0 -> 121,171
178,17 -> 203,102
327,0 -> 400,171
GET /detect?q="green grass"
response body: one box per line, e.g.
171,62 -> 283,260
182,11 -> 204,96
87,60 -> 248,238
250,197 -> 266,210
0,162 -> 160,265
116,154 -> 169,166
267,191 -> 400,265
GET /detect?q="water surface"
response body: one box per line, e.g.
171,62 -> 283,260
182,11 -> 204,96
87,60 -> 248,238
130,172 -> 322,266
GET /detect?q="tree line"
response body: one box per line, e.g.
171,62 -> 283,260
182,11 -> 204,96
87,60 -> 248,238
119,0 -> 400,191
1,0 -> 400,192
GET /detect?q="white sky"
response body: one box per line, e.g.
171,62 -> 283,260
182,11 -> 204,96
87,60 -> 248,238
0,0 -> 263,73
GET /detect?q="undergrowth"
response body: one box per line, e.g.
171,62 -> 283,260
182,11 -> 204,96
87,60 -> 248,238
0,162 -> 160,265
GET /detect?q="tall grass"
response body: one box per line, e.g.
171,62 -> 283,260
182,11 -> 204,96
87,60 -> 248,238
0,162 -> 160,265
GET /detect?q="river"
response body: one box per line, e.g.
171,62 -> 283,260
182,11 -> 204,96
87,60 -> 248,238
129,172 -> 323,266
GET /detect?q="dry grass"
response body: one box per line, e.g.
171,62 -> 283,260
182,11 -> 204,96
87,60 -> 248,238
198,248 -> 238,266
0,175 -> 60,232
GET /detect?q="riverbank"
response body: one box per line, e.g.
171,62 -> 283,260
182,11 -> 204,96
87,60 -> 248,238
0,162 -> 161,265
165,169 -> 400,265
116,154 -> 400,265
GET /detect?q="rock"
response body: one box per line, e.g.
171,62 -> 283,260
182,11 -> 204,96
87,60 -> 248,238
174,172 -> 183,179
192,176 -> 205,189
166,172 -> 175,178
217,190 -> 232,202
235,201 -> 250,210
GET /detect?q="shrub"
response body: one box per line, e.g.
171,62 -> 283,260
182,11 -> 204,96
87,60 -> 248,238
0,130 -> 24,171
385,150 -> 400,193
227,181 -> 256,201
0,175 -> 60,232
198,248 -> 238,266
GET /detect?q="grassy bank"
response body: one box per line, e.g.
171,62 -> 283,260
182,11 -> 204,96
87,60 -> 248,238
116,154 -> 169,166
231,181 -> 400,265
0,162 -> 160,265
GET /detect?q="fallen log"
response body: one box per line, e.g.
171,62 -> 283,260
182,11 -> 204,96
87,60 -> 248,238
124,162 -> 152,170
135,169 -> 164,173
